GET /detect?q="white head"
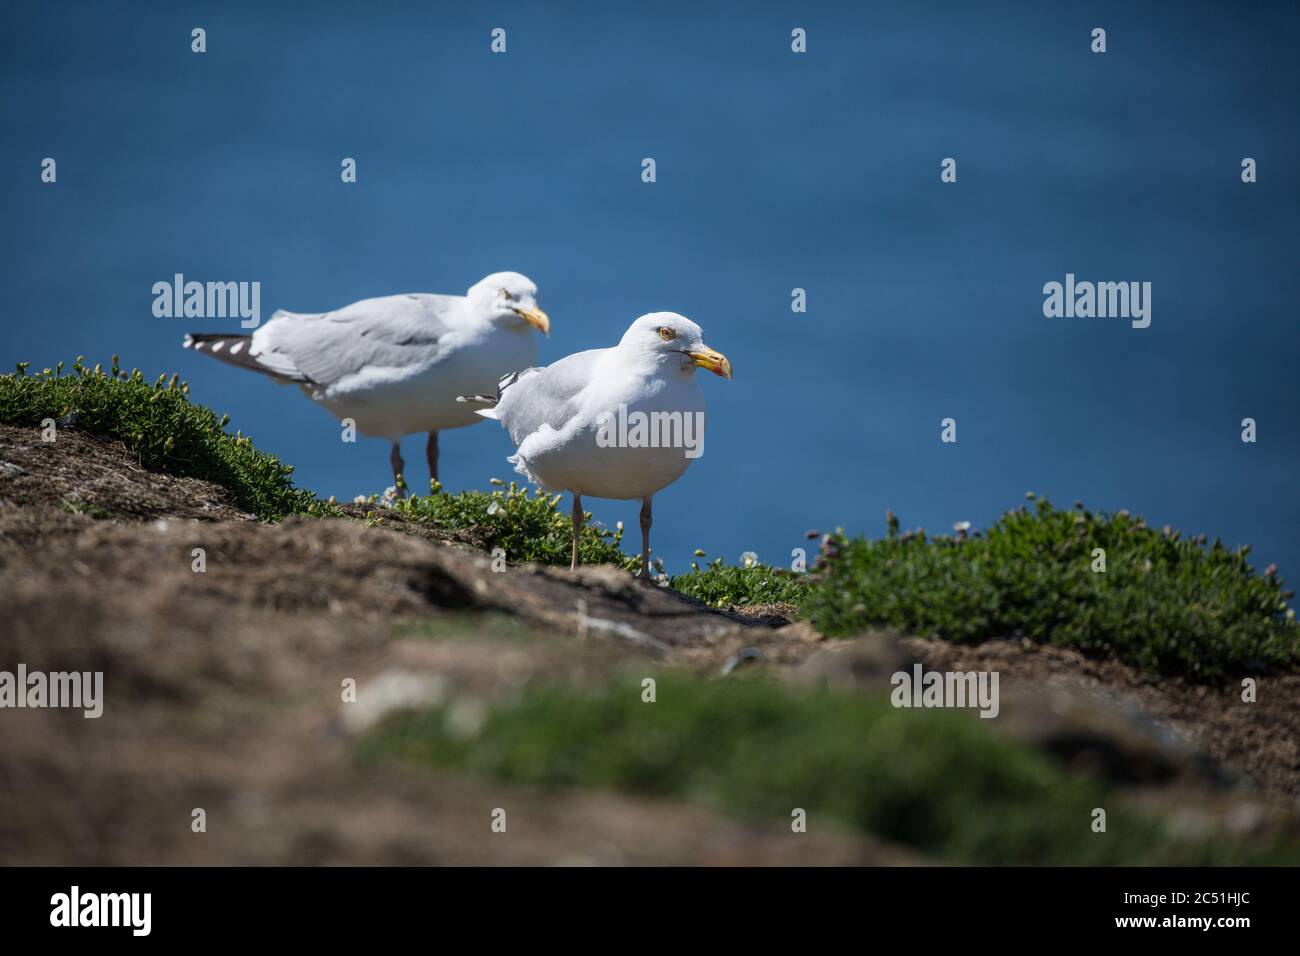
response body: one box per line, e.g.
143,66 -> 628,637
466,271 -> 550,336
618,312 -> 733,379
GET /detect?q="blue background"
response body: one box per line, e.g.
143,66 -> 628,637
3,1 -> 1297,577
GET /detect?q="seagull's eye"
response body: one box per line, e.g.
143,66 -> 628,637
499,288 -> 512,300
658,327 -> 676,341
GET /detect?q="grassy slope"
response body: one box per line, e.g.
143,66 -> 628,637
4,359 -> 1295,680
801,498 -> 1298,679
6,358 -> 1300,864
389,481 -> 638,569
362,675 -> 1300,865
676,501 -> 1297,680
0,359 -> 329,520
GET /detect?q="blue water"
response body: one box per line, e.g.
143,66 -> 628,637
4,1 -> 1297,578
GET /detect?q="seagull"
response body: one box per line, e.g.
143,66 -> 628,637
464,312 -> 732,576
183,272 -> 550,490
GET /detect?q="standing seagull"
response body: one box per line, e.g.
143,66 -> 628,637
466,312 -> 731,576
183,271 -> 550,490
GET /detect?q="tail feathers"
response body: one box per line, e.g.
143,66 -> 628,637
456,367 -> 533,416
183,332 -> 307,384
507,452 -> 536,483
455,394 -> 500,420
184,332 -> 250,353
496,369 -> 527,397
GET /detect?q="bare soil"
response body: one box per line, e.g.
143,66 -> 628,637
0,423 -> 1296,865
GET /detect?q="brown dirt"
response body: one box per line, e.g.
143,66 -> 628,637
898,636 -> 1300,800
0,423 -> 911,865
1,422 -> 1297,865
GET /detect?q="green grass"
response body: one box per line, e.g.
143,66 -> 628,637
803,497 -> 1298,680
0,357 -> 334,520
390,479 -> 639,570
362,676 -> 1299,865
671,554 -> 811,608
6,361 -> 1291,679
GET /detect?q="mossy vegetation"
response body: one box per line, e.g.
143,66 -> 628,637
363,676 -> 1299,865
671,498 -> 1298,679
390,479 -> 638,570
0,357 -> 333,520
803,497 -> 1298,679
670,554 -> 810,608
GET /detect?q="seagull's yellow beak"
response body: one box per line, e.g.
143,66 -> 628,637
513,306 -> 550,337
689,344 -> 733,380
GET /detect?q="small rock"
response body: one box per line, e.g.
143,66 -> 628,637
341,670 -> 448,734
721,646 -> 763,676
996,685 -> 1230,788
791,637 -> 916,694
444,697 -> 490,740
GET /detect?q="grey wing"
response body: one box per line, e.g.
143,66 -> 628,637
252,293 -> 461,388
495,348 -> 606,446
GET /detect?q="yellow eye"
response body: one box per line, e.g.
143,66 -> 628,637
658,327 -> 676,341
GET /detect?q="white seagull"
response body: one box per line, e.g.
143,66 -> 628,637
183,271 -> 550,489
465,312 -> 732,576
